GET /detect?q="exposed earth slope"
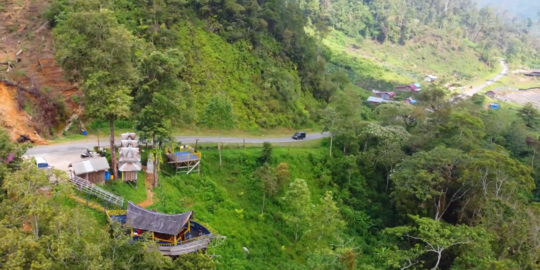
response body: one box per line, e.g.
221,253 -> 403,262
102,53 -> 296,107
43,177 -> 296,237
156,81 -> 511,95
0,0 -> 77,142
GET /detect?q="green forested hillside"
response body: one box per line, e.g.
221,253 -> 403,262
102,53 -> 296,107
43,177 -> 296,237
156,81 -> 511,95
295,0 -> 540,73
47,0 -> 540,136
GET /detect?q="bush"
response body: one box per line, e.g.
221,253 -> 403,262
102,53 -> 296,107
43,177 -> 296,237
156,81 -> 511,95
258,142 -> 273,164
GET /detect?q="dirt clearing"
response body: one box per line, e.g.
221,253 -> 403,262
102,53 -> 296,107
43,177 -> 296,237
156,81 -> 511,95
494,89 -> 540,107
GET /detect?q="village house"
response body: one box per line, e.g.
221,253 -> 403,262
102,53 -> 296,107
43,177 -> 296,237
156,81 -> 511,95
404,97 -> 417,105
395,83 -> 421,92
69,157 -> 110,185
372,90 -> 396,100
524,70 -> 540,77
424,75 -> 438,82
485,91 -> 497,98
367,96 -> 390,105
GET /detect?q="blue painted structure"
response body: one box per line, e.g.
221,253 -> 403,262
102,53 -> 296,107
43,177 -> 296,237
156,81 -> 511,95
173,151 -> 199,162
489,103 -> 500,109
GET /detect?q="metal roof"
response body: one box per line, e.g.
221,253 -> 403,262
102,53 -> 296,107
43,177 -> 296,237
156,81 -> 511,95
34,157 -> 48,164
120,140 -> 139,147
71,157 -> 110,175
119,162 -> 142,172
367,96 -> 384,103
126,202 -> 193,235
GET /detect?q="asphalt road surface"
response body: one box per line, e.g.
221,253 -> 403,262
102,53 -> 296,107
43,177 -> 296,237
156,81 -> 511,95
26,133 -> 330,171
463,59 -> 508,96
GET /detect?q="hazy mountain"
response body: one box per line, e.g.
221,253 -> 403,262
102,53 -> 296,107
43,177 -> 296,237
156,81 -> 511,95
474,0 -> 540,20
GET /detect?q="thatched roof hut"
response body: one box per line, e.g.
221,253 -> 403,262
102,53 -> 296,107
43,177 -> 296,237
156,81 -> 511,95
126,202 -> 193,235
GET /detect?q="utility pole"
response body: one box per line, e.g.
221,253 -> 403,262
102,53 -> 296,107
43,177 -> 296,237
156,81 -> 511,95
97,129 -> 100,149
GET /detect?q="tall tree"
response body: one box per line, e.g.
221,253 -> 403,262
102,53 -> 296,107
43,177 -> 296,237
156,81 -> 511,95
385,215 -> 489,270
253,163 -> 279,214
54,1 -> 139,180
275,162 -> 291,185
319,106 -> 339,157
135,49 -> 194,146
392,146 -> 468,221
283,178 -> 312,243
201,93 -> 235,169
305,191 -> 346,248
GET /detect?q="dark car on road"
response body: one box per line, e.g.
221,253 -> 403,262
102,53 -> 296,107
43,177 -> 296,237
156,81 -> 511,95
292,132 -> 306,140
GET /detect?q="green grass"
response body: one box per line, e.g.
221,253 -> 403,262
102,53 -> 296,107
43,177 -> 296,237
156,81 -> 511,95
101,171 -> 148,204
57,193 -> 110,225
174,127 -> 322,139
196,139 -> 323,150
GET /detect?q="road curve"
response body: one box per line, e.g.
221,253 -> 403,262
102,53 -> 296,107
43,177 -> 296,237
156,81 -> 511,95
26,132 -> 330,155
463,60 -> 508,97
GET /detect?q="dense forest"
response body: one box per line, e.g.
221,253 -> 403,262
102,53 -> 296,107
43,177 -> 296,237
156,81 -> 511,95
294,0 -> 540,68
2,0 -> 540,269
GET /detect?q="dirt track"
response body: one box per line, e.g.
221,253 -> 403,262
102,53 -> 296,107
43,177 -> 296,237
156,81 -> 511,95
137,173 -> 155,208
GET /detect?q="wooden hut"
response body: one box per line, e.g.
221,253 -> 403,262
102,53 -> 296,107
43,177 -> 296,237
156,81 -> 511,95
106,202 -> 214,256
69,157 -> 110,185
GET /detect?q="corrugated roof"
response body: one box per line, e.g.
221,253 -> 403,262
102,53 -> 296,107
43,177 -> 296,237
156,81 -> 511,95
126,202 -> 193,235
119,162 -> 142,172
119,148 -> 140,161
367,96 -> 384,103
71,157 -> 110,175
34,157 -> 48,164
120,140 -> 139,147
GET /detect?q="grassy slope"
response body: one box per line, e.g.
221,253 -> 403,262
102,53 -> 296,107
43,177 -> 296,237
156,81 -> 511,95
322,28 -> 496,91
142,147 -> 333,269
482,73 -> 540,92
175,22 -> 317,129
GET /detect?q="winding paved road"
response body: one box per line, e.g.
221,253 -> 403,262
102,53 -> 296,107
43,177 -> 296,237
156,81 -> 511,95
27,133 -> 329,155
26,133 -> 330,171
459,60 -> 508,98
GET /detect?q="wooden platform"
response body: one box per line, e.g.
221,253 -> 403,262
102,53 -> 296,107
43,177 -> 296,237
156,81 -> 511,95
166,151 -> 201,175
156,235 -> 214,256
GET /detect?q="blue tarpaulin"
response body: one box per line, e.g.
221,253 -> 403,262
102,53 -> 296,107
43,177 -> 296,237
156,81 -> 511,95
489,103 -> 500,109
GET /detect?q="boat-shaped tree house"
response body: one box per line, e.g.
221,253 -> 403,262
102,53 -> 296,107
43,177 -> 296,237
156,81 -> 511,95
106,202 -> 213,256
